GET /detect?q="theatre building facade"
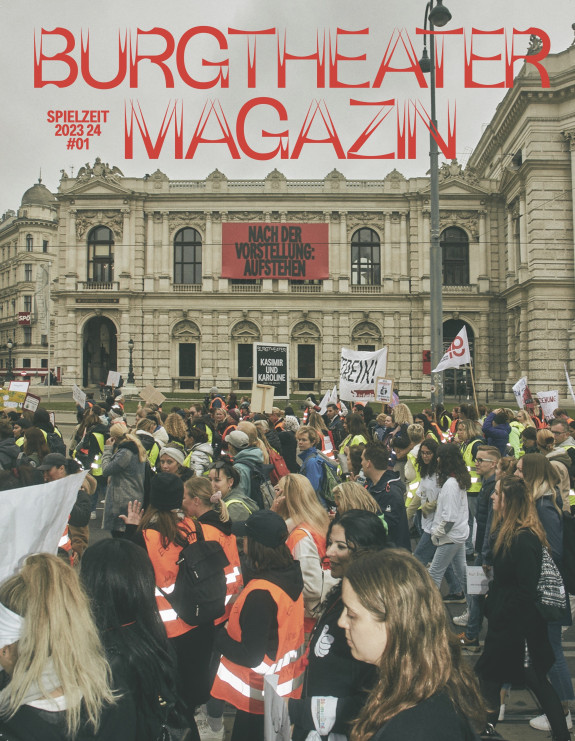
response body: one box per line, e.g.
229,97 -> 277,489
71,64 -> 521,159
1,45 -> 575,399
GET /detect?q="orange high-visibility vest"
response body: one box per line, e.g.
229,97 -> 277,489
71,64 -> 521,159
211,578 -> 305,714
201,522 -> 243,623
143,521 -> 197,639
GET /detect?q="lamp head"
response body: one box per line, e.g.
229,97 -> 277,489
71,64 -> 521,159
6,339 -> 13,350
419,47 -> 431,74
429,0 -> 452,27
128,338 -> 134,351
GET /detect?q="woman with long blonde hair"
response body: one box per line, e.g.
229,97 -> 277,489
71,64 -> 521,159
339,549 -> 484,741
475,476 -> 570,739
332,480 -> 381,516
273,473 -> 337,632
102,423 -> 148,537
0,553 -> 127,740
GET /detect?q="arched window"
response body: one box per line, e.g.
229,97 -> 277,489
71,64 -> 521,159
441,227 -> 469,286
87,226 -> 114,283
174,228 -> 202,284
351,228 -> 380,285
26,234 -> 33,252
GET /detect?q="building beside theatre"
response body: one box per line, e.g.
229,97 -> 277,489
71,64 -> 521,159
1,44 -> 575,399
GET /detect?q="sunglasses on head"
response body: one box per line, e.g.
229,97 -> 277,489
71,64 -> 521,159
210,461 -> 227,470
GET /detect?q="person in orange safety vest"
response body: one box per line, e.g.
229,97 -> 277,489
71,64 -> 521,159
211,510 -> 305,741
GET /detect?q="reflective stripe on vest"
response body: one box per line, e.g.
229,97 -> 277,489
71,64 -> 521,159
200,522 -> 243,623
211,578 -> 305,714
90,432 -> 105,476
144,522 -> 196,638
406,452 -> 421,503
148,443 -> 160,469
461,441 -> 481,493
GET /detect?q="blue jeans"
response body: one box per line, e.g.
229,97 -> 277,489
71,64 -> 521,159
415,533 -> 463,594
548,622 -> 575,702
428,541 -> 467,595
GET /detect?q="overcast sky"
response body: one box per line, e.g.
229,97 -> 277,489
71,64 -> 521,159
1,0 -> 574,214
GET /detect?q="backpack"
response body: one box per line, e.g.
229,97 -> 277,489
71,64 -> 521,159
318,454 -> 341,504
47,430 -> 67,456
159,521 -> 229,627
267,447 -> 290,486
561,511 -> 575,594
242,459 -> 276,510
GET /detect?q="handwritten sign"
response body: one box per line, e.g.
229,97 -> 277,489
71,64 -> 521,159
375,377 -> 394,404
339,347 -> 388,402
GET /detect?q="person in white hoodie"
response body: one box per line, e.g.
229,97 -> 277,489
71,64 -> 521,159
428,444 -> 470,596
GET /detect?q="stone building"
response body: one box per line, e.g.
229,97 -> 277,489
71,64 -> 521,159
1,44 -> 575,400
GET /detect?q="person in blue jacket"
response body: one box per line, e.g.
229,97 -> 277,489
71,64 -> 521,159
482,409 -> 511,456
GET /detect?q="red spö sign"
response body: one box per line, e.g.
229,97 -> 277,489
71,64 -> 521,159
221,223 -> 329,281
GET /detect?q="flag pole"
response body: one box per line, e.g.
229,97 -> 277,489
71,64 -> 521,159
468,359 -> 479,418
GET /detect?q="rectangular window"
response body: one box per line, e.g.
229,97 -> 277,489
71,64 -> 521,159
26,235 -> 33,252
41,335 -> 48,346
23,295 -> 32,312
23,327 -> 32,345
22,358 -> 31,368
24,264 -> 32,282
178,343 -> 196,376
43,240 -> 49,253
298,345 -> 315,391
357,344 -> 376,352
237,344 -> 253,390
41,358 -> 48,369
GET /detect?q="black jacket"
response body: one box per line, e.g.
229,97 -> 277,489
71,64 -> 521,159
0,437 -> 20,470
474,474 -> 496,558
368,472 -> 411,551
289,585 -> 377,741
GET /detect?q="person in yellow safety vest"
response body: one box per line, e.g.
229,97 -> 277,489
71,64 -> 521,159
12,417 -> 32,447
72,411 -> 109,518
456,419 -> 484,559
504,408 -> 525,458
32,408 -> 66,456
404,423 -> 426,506
135,418 -> 162,470
212,510 -> 305,741
433,403 -> 453,441
183,425 -> 214,476
337,413 -> 370,472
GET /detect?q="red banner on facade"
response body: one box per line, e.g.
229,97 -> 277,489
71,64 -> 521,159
221,223 -> 329,281
18,312 -> 31,325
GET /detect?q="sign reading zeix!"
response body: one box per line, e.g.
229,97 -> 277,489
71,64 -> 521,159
221,223 -> 329,280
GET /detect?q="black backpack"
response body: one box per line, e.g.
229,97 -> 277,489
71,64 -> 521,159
47,430 -> 67,456
159,521 -> 229,626
242,460 -> 275,510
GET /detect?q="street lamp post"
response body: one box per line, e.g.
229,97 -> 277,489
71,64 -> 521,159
127,338 -> 135,385
5,339 -> 14,381
419,0 -> 452,410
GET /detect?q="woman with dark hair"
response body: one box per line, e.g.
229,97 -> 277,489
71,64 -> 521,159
289,510 -> 388,741
211,510 -> 305,741
475,476 -> 571,740
207,459 -> 258,528
413,413 -> 439,443
120,473 -> 218,735
183,425 -> 213,476
80,539 -> 190,741
32,407 -> 66,455
339,549 -> 485,740
427,444 -> 470,596
338,413 -> 369,456
21,427 -> 50,466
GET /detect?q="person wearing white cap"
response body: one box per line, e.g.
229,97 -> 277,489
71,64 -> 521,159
159,446 -> 188,478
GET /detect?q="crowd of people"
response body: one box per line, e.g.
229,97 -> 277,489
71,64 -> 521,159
1,389 -> 575,740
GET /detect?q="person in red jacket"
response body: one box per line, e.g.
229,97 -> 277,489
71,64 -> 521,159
211,510 -> 306,741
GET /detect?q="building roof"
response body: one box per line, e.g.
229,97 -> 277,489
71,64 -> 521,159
20,181 -> 56,207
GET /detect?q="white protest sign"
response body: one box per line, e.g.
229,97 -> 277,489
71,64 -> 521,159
565,365 -> 575,406
72,384 -> 87,409
106,370 -> 122,387
139,385 -> 167,406
537,390 -> 559,420
339,347 -> 388,402
8,381 -> 30,394
467,566 -> 492,595
375,377 -> 394,403
512,377 -> 528,409
0,472 -> 87,583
